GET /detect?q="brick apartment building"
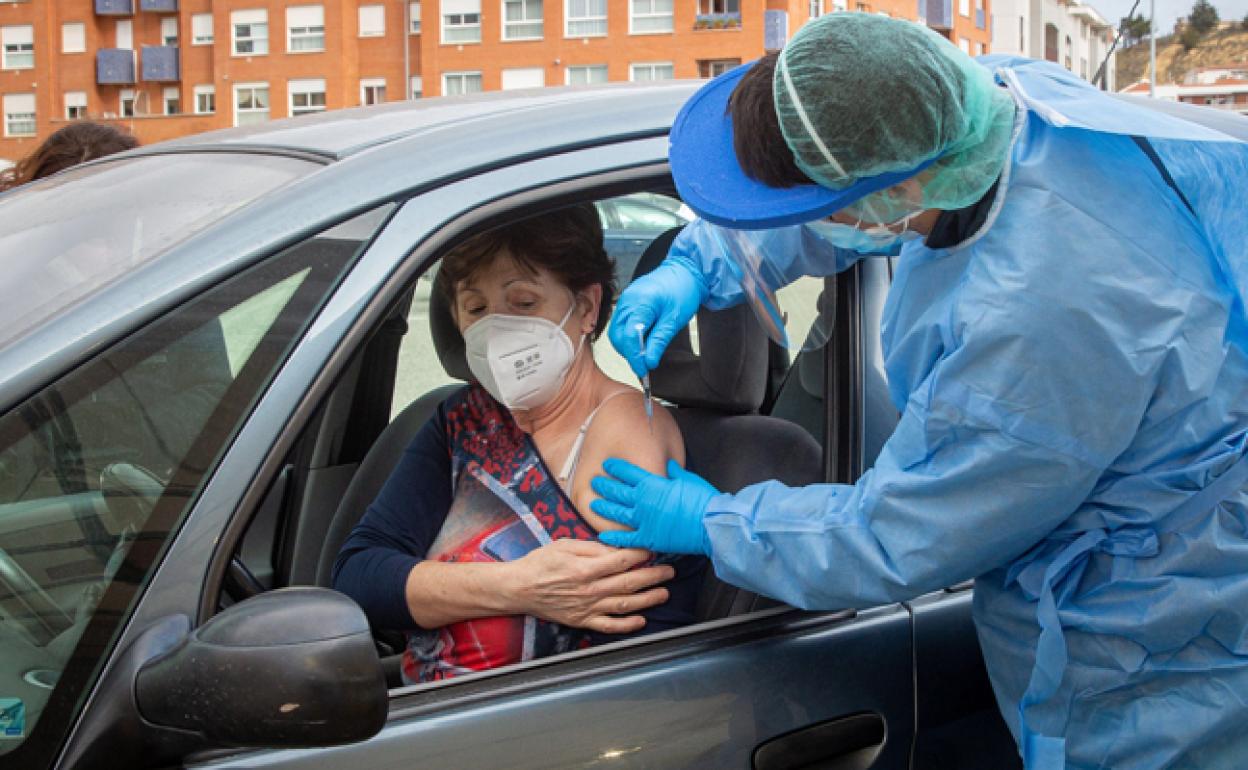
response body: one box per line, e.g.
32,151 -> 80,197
0,0 -> 989,165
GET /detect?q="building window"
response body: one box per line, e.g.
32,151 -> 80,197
359,5 -> 386,36
410,2 -> 422,32
160,17 -> 178,46
630,0 -> 672,33
442,0 -> 482,43
192,13 -> 214,45
289,78 -> 327,116
120,88 -> 136,117
410,75 -> 423,98
565,64 -> 608,84
65,91 -> 87,120
697,0 -> 739,15
3,92 -> 34,137
696,58 -> 738,78
630,61 -> 673,80
958,0 -> 968,16
503,0 -> 543,39
566,0 -> 607,36
62,22 -> 86,54
854,2 -> 867,10
163,86 -> 180,115
2,25 -> 34,70
115,19 -> 133,49
233,82 -> 269,125
442,70 -> 483,95
232,9 -> 269,56
194,84 -> 215,114
501,66 -> 544,89
1079,57 -> 1087,79
808,0 -> 824,17
1018,16 -> 1024,51
288,5 -> 325,52
958,36 -> 970,54
360,77 -> 387,105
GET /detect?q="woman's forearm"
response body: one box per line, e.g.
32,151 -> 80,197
404,560 -> 522,629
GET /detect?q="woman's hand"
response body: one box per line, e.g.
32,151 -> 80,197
503,539 -> 675,635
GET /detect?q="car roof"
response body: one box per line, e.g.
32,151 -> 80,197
141,81 -> 701,161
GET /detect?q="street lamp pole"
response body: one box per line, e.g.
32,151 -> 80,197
1149,0 -> 1156,97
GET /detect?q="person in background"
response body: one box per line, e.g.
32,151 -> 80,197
0,121 -> 138,192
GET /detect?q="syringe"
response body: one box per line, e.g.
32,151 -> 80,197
635,323 -> 654,434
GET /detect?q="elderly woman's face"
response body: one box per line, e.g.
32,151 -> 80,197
453,251 -> 586,336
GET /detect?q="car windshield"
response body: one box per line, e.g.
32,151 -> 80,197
0,152 -> 318,351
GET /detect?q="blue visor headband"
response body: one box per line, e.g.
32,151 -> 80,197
669,60 -> 938,230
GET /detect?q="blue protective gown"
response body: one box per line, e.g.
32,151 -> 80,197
680,58 -> 1248,769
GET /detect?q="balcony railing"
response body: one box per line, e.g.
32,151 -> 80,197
95,0 -> 134,15
97,48 -> 136,84
924,0 -> 951,28
140,0 -> 178,11
694,12 -> 742,29
141,45 -> 179,81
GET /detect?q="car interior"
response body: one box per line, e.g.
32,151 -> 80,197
218,186 -> 835,689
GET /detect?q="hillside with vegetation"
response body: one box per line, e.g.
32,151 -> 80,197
1115,0 -> 1248,87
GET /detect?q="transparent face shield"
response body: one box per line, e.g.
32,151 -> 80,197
702,223 -> 835,352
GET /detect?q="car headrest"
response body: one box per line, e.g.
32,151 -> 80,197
429,272 -> 473,382
426,224 -> 770,414
639,227 -> 769,414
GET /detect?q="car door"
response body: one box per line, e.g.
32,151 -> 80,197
179,138 -> 919,770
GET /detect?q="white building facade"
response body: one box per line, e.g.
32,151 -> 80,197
991,0 -> 1116,90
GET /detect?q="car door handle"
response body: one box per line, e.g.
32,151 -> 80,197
753,712 -> 886,770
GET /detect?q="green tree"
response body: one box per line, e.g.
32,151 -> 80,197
1119,12 -> 1152,44
1241,11 -> 1248,29
1180,24 -> 1204,49
1188,0 -> 1219,34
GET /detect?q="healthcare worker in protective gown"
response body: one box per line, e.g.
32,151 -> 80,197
588,13 -> 1248,770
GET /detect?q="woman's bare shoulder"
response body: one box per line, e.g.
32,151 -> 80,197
587,388 -> 684,466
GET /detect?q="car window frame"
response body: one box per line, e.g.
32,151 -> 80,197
198,157 -> 849,683
165,145 -> 918,770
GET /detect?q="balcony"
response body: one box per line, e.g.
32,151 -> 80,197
96,48 -> 136,84
141,45 -> 179,81
140,0 -> 178,9
924,0 -> 952,29
95,0 -> 134,15
693,12 -> 741,29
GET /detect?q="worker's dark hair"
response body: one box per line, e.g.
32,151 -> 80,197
440,203 -> 616,341
0,121 -> 139,192
727,52 -> 813,188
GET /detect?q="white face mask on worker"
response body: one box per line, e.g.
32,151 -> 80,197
463,299 -> 585,411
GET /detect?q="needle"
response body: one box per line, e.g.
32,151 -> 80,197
635,323 -> 654,434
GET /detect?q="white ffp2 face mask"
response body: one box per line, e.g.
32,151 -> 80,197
463,300 -> 585,411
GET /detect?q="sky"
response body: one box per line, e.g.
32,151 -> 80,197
1088,0 -> 1248,32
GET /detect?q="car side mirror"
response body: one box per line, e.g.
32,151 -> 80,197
135,587 -> 387,748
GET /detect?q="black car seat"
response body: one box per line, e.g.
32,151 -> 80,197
630,227 -> 823,619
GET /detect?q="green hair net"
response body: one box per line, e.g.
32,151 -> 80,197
773,14 -> 1017,223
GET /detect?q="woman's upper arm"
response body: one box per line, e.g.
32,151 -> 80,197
571,392 -> 684,529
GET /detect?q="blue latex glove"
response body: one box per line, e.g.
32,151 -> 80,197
591,458 -> 718,556
608,254 -> 707,378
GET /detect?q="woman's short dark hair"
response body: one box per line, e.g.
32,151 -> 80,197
728,53 -> 813,188
440,202 -> 616,341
